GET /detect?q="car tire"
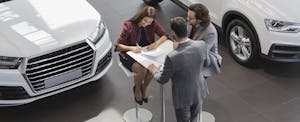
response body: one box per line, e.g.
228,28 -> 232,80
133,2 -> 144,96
143,0 -> 163,6
225,19 -> 260,67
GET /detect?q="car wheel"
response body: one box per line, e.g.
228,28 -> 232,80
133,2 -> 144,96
225,19 -> 260,67
143,0 -> 163,6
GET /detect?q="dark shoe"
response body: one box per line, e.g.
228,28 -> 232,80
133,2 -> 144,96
142,97 -> 149,103
133,86 -> 143,105
141,86 -> 149,103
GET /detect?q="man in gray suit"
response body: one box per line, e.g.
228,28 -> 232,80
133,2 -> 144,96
187,3 -> 222,77
148,17 -> 210,122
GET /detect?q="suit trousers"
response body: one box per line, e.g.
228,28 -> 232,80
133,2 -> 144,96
175,103 -> 202,122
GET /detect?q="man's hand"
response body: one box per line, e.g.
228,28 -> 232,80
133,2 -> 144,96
148,64 -> 162,72
173,41 -> 179,49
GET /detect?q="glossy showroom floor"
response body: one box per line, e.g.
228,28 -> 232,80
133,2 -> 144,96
1,0 -> 300,122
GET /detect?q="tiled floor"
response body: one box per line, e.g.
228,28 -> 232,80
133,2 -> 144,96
1,0 -> 300,122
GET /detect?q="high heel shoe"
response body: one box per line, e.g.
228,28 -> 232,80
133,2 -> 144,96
142,97 -> 149,103
141,86 -> 149,103
133,86 -> 143,105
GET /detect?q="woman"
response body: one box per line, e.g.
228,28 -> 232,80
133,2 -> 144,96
115,6 -> 167,105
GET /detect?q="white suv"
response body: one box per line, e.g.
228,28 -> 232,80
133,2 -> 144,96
0,0 -> 112,106
145,0 -> 300,67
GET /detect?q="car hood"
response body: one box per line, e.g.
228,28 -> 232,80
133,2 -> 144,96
252,0 -> 300,22
0,0 -> 100,57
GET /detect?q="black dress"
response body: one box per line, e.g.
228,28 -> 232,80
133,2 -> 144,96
120,27 -> 150,72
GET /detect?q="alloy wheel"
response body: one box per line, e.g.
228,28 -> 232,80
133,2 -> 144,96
229,26 -> 252,61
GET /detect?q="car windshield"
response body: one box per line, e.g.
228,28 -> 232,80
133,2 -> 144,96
0,0 -> 11,3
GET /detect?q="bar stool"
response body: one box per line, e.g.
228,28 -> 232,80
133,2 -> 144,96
118,62 -> 152,122
160,85 -> 166,122
198,111 -> 215,122
202,111 -> 215,122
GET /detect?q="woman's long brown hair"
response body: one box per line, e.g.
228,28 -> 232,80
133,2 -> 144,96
129,6 -> 156,25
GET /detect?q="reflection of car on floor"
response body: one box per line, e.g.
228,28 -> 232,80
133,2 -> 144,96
144,0 -> 300,67
0,0 -> 112,106
143,0 -> 163,6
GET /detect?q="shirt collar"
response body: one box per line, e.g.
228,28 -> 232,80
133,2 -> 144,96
179,38 -> 190,44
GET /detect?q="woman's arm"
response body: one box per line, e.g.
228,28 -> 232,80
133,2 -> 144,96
147,35 -> 167,50
117,43 -> 142,53
147,20 -> 168,50
115,21 -> 142,53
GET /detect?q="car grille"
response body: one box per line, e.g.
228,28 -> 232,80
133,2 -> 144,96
25,42 -> 94,92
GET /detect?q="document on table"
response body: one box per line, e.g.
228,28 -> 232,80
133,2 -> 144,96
127,40 -> 174,69
127,51 -> 162,68
141,48 -> 164,57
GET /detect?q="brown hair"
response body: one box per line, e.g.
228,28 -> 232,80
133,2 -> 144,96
188,3 -> 210,27
170,17 -> 187,38
129,6 -> 156,25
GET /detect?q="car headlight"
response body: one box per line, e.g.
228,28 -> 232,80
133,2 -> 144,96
0,56 -> 23,69
265,19 -> 300,33
88,20 -> 107,44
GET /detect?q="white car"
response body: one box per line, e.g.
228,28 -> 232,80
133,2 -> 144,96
145,0 -> 300,67
0,0 -> 113,106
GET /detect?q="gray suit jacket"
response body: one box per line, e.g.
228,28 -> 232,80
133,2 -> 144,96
153,40 -> 209,109
193,23 -> 222,77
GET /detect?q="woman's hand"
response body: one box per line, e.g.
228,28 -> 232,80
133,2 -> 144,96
131,46 -> 142,53
146,42 -> 158,51
147,35 -> 167,50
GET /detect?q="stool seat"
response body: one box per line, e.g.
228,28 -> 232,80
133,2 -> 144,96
118,62 -> 135,77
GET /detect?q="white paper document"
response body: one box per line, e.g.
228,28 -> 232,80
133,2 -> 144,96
126,40 -> 174,69
127,51 -> 162,68
141,48 -> 164,57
